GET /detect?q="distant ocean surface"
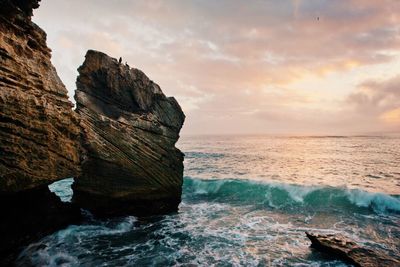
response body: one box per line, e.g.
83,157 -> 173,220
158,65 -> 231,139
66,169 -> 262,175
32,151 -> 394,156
18,135 -> 400,266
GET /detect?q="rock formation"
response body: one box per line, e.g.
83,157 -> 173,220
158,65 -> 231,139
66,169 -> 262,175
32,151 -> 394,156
306,232 -> 400,267
73,50 -> 185,216
0,0 -> 185,263
0,0 -> 82,263
0,0 -> 81,193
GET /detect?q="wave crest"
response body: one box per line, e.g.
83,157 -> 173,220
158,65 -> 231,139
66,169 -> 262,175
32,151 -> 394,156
183,177 -> 400,214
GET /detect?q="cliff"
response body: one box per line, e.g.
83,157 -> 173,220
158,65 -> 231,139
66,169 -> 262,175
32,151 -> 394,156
0,0 -> 81,192
73,50 -> 185,216
0,0 -> 82,263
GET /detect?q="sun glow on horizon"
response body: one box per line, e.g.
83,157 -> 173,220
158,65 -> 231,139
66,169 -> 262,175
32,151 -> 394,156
381,108 -> 400,124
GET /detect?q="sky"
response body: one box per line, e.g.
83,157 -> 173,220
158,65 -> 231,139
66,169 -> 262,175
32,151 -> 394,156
33,0 -> 400,135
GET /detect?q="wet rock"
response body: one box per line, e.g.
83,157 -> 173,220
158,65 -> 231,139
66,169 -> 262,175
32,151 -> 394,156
306,232 -> 400,267
73,50 -> 185,217
0,0 -> 81,193
0,186 -> 82,266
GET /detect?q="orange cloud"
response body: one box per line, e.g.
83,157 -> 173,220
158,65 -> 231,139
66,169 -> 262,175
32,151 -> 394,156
381,108 -> 400,124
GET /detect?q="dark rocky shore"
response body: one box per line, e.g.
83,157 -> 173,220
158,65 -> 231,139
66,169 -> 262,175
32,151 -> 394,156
0,0 -> 184,264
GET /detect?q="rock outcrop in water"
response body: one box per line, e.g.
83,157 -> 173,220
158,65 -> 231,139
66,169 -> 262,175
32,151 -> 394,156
306,232 -> 400,267
0,0 -> 82,263
73,50 -> 185,216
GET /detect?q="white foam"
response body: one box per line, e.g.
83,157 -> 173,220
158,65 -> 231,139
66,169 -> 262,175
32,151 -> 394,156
270,183 -> 319,203
346,189 -> 400,213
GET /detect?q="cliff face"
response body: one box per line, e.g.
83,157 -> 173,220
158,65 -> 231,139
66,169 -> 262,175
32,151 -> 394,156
73,50 -> 185,216
0,0 -> 81,193
0,0 -> 82,263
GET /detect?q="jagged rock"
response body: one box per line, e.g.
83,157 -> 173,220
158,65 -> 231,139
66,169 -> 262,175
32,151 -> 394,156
73,50 -> 185,216
306,232 -> 400,267
0,0 -> 81,193
0,0 -> 82,263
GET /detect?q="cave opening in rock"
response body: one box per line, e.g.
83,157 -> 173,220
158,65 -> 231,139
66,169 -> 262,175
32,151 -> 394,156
48,178 -> 74,202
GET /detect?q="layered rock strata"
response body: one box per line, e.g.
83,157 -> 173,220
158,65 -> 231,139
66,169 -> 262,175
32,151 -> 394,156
73,50 -> 185,216
0,0 -> 81,193
306,232 -> 400,267
0,0 -> 82,263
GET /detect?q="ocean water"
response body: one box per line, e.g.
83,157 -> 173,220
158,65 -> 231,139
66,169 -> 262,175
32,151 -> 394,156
17,135 -> 400,266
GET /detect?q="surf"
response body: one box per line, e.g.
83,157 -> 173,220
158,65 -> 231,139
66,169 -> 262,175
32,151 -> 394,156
183,177 -> 400,214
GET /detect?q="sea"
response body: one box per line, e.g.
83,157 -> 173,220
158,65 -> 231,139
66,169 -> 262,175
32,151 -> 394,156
17,135 -> 400,266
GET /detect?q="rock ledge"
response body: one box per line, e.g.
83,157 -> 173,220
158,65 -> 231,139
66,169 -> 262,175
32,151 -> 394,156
306,232 -> 400,267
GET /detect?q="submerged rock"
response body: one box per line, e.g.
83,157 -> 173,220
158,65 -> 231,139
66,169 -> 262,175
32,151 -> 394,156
73,50 -> 185,216
0,0 -> 81,193
306,232 -> 400,267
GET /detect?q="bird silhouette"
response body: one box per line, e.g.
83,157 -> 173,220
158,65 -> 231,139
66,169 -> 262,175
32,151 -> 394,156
118,57 -> 122,64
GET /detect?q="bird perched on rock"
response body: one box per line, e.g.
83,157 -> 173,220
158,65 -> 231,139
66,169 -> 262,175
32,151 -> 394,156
118,57 -> 122,64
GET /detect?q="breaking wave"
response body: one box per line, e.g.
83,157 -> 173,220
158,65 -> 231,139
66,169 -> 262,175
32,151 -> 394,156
183,177 -> 400,214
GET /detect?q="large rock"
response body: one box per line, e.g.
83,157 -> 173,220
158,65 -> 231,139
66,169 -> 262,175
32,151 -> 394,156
306,232 -> 400,267
0,0 -> 81,193
73,50 -> 185,216
0,0 -> 82,263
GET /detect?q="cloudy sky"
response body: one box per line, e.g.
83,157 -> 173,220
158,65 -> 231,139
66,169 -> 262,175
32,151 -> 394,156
33,0 -> 400,135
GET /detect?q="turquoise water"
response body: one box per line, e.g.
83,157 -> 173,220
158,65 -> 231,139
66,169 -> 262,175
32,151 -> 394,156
18,136 -> 400,266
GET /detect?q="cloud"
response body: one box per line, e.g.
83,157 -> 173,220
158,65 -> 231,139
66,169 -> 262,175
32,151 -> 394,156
346,74 -> 400,129
32,0 -> 400,135
348,75 -> 400,112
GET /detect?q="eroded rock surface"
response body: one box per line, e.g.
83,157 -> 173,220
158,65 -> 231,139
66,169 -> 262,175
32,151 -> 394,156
73,50 -> 185,216
306,232 -> 400,267
0,0 -> 81,193
0,0 -> 82,263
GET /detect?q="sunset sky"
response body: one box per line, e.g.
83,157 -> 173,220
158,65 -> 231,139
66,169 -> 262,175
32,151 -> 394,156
33,0 -> 400,135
